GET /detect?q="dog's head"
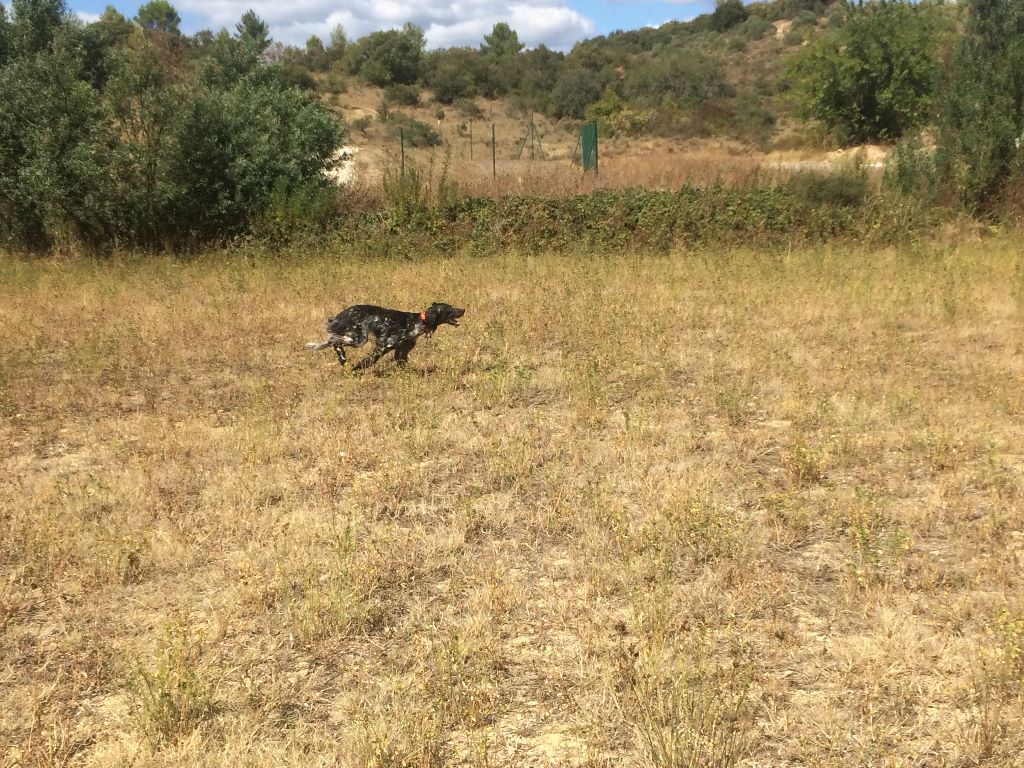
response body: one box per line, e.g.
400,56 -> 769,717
423,302 -> 465,330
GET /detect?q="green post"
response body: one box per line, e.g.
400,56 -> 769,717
581,122 -> 598,174
400,127 -> 405,177
492,124 -> 496,180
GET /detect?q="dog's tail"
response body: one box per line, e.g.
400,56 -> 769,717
306,340 -> 332,351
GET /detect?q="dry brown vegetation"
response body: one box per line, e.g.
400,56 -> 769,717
3,238 -> 1024,766
331,84 -> 863,195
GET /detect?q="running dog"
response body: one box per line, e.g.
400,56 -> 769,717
306,302 -> 465,369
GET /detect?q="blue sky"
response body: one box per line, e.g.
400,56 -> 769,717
69,0 -> 717,50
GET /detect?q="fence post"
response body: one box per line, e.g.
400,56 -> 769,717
469,120 -> 473,160
400,127 -> 405,177
492,124 -> 496,180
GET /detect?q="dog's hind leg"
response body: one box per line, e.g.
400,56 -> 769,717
333,343 -> 347,366
353,346 -> 387,371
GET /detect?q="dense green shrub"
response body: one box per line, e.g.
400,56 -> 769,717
384,83 -> 420,106
549,67 -> 603,120
938,0 -> 1024,212
0,32 -> 120,249
884,135 -> 939,204
711,0 -> 750,32
739,14 -> 773,42
388,114 -> 442,147
788,1 -> 954,145
344,23 -> 424,86
623,51 -> 733,110
0,0 -> 343,251
328,183 -> 935,256
422,47 -> 478,103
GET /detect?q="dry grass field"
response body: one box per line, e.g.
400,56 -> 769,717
3,238 -> 1024,767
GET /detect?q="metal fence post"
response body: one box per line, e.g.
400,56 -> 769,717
400,127 -> 405,177
492,124 -> 496,180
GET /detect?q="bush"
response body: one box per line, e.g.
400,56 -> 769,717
788,1 -> 953,145
711,0 -> 749,32
549,67 -> 602,120
454,97 -> 483,119
272,61 -> 316,91
0,10 -> 344,251
938,0 -> 1024,212
328,183 -> 934,255
739,14 -> 773,42
884,135 -> 939,204
384,83 -> 420,106
388,114 -> 442,147
784,169 -> 868,208
324,70 -> 347,94
624,51 -> 733,110
422,47 -> 478,104
344,23 -> 424,86
0,31 -> 124,250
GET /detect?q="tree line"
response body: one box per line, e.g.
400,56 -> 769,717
2,0 -> 1024,253
0,0 -> 342,251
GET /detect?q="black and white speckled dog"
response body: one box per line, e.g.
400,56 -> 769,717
306,302 -> 465,369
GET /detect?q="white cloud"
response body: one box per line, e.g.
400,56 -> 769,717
76,10 -> 102,24
171,0 -> 593,49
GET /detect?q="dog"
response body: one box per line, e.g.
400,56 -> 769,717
306,302 -> 465,369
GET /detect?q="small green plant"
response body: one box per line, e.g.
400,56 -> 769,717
842,504 -> 910,589
783,439 -> 827,487
129,616 -> 216,746
276,522 -> 379,644
714,380 -> 755,427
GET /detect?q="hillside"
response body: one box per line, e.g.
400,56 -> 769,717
314,1 -> 891,190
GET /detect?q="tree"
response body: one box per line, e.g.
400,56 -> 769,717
96,5 -> 134,46
711,0 -> 749,32
788,0 -> 952,145
939,0 -> 1024,210
236,9 -> 270,55
481,22 -> 523,57
327,23 -> 346,64
345,23 -> 424,85
423,47 -> 478,103
304,35 -> 326,69
0,5 -> 11,65
10,0 -> 67,55
549,67 -> 602,119
517,44 -> 565,111
0,35 -> 119,248
624,50 -> 732,110
135,0 -> 180,36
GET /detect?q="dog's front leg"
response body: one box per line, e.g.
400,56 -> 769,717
333,344 -> 347,366
393,339 -> 416,365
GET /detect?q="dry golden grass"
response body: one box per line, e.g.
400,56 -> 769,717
332,83 -> 844,195
3,238 -> 1024,767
